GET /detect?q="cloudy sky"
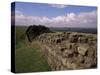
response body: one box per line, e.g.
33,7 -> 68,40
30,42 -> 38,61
11,2 -> 97,28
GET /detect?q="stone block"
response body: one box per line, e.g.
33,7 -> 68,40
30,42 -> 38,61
77,45 -> 88,55
78,37 -> 88,43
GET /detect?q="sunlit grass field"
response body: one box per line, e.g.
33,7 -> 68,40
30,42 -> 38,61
15,26 -> 51,73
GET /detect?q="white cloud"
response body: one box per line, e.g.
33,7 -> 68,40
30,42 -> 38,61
15,10 -> 23,16
50,4 -> 67,8
15,10 -> 97,28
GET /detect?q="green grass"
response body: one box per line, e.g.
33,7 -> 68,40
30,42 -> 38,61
15,26 -> 51,73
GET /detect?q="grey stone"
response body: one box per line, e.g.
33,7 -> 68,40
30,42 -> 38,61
77,45 -> 88,55
31,31 -> 97,70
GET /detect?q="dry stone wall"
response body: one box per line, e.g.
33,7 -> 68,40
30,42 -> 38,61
36,32 -> 97,70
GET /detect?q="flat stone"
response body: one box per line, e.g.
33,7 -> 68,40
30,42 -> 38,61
78,45 -> 88,55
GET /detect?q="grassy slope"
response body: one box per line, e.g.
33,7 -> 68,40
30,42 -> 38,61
15,26 -> 51,73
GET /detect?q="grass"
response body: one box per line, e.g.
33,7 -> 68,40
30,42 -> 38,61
15,26 -> 51,73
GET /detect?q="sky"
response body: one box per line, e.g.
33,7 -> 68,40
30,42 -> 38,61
11,2 -> 97,28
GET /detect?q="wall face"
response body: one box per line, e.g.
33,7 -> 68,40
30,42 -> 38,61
36,32 -> 97,70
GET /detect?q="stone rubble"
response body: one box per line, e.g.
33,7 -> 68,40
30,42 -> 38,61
36,32 -> 97,70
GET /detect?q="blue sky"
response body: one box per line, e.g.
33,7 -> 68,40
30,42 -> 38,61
11,2 -> 97,28
14,2 -> 97,17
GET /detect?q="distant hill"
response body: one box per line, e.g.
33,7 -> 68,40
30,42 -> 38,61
50,27 -> 97,34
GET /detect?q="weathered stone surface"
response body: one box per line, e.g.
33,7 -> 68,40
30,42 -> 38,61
77,45 -> 88,55
26,27 -> 97,70
36,32 -> 97,70
75,54 -> 84,63
69,34 -> 78,43
78,37 -> 88,43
